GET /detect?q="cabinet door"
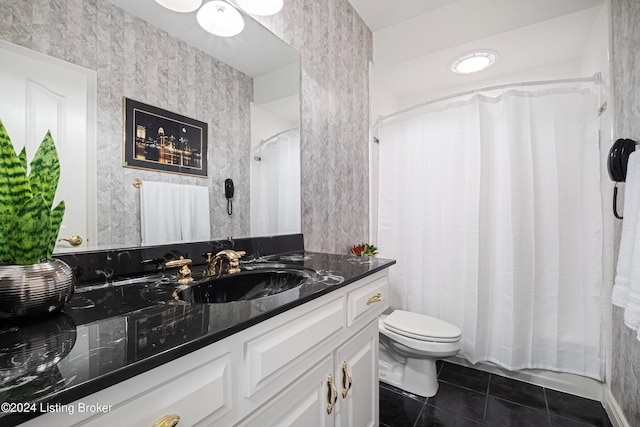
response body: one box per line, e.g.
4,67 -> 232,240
334,321 -> 379,427
238,355 -> 335,427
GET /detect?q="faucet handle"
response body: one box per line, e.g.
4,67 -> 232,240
165,257 -> 192,269
165,257 -> 193,284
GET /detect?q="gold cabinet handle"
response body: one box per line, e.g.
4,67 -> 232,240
341,361 -> 353,398
326,373 -> 338,414
366,292 -> 382,305
152,414 -> 180,427
58,235 -> 83,247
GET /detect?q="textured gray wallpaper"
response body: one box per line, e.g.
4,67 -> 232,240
255,0 -> 373,254
0,0 -> 372,255
611,0 -> 640,425
0,0 -> 253,248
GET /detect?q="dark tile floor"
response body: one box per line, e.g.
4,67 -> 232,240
379,361 -> 613,427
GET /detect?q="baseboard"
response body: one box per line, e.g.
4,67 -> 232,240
448,356 -> 603,400
603,387 -> 631,427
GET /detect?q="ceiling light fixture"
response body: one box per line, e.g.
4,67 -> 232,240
234,0 -> 283,16
154,0 -> 203,13
450,51 -> 497,74
197,1 -> 245,37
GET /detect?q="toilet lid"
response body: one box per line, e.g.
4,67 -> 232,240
383,310 -> 462,343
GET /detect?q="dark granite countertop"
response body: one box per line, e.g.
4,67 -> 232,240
0,235 -> 395,426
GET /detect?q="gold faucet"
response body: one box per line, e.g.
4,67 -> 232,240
164,257 -> 194,284
203,249 -> 246,277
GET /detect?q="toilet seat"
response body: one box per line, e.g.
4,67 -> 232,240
382,310 -> 462,343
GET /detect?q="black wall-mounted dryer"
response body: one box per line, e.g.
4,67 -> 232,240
608,138 -> 636,219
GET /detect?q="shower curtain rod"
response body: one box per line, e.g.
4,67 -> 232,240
252,127 -> 299,152
374,72 -> 602,130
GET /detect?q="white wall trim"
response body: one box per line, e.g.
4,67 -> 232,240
604,387 -> 631,427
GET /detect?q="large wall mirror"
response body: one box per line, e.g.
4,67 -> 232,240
0,0 -> 301,253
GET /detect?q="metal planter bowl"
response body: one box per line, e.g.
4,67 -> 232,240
0,259 -> 75,319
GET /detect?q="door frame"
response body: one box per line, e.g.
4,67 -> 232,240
0,39 -> 98,250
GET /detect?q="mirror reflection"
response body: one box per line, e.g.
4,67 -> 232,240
0,0 -> 301,253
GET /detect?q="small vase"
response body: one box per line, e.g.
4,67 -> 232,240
0,259 -> 75,319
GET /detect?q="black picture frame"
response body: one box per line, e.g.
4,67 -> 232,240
123,98 -> 208,177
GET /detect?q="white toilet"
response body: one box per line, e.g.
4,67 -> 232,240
378,310 -> 462,397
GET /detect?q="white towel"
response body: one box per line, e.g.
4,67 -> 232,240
140,181 -> 210,246
612,151 -> 640,341
179,184 -> 211,242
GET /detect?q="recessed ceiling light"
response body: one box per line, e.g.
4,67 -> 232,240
197,1 -> 245,37
235,0 -> 283,16
154,0 -> 202,13
450,51 -> 497,74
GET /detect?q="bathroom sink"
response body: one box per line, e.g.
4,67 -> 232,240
174,268 -> 316,303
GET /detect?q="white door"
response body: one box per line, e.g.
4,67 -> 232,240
0,40 -> 96,251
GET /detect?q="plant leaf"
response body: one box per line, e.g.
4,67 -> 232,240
29,130 -> 60,211
0,224 -> 6,263
7,194 -> 50,265
46,201 -> 65,257
18,147 -> 27,174
0,119 -> 32,249
0,120 -> 33,218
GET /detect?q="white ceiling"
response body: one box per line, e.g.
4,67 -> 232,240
347,0 -> 461,32
349,0 -> 605,108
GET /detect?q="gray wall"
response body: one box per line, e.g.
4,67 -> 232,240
254,0 -> 373,254
0,0 -> 254,249
0,0 -> 372,254
611,0 -> 640,425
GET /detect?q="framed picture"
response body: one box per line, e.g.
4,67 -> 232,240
123,98 -> 208,177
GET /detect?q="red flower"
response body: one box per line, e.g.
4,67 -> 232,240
350,244 -> 366,256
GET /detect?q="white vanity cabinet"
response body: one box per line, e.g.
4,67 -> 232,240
238,321 -> 380,427
237,270 -> 388,427
21,269 -> 389,427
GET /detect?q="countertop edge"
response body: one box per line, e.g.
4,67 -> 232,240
4,259 -> 395,426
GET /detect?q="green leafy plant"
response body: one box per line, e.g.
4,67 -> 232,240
350,243 -> 378,257
0,119 -> 65,265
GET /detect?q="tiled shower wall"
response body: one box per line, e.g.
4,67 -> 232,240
253,0 -> 373,254
611,0 -> 640,425
0,0 -> 253,248
0,0 -> 372,254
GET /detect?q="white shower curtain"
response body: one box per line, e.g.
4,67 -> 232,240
378,86 -> 604,379
252,129 -> 301,236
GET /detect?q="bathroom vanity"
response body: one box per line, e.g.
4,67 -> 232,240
0,235 -> 394,426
